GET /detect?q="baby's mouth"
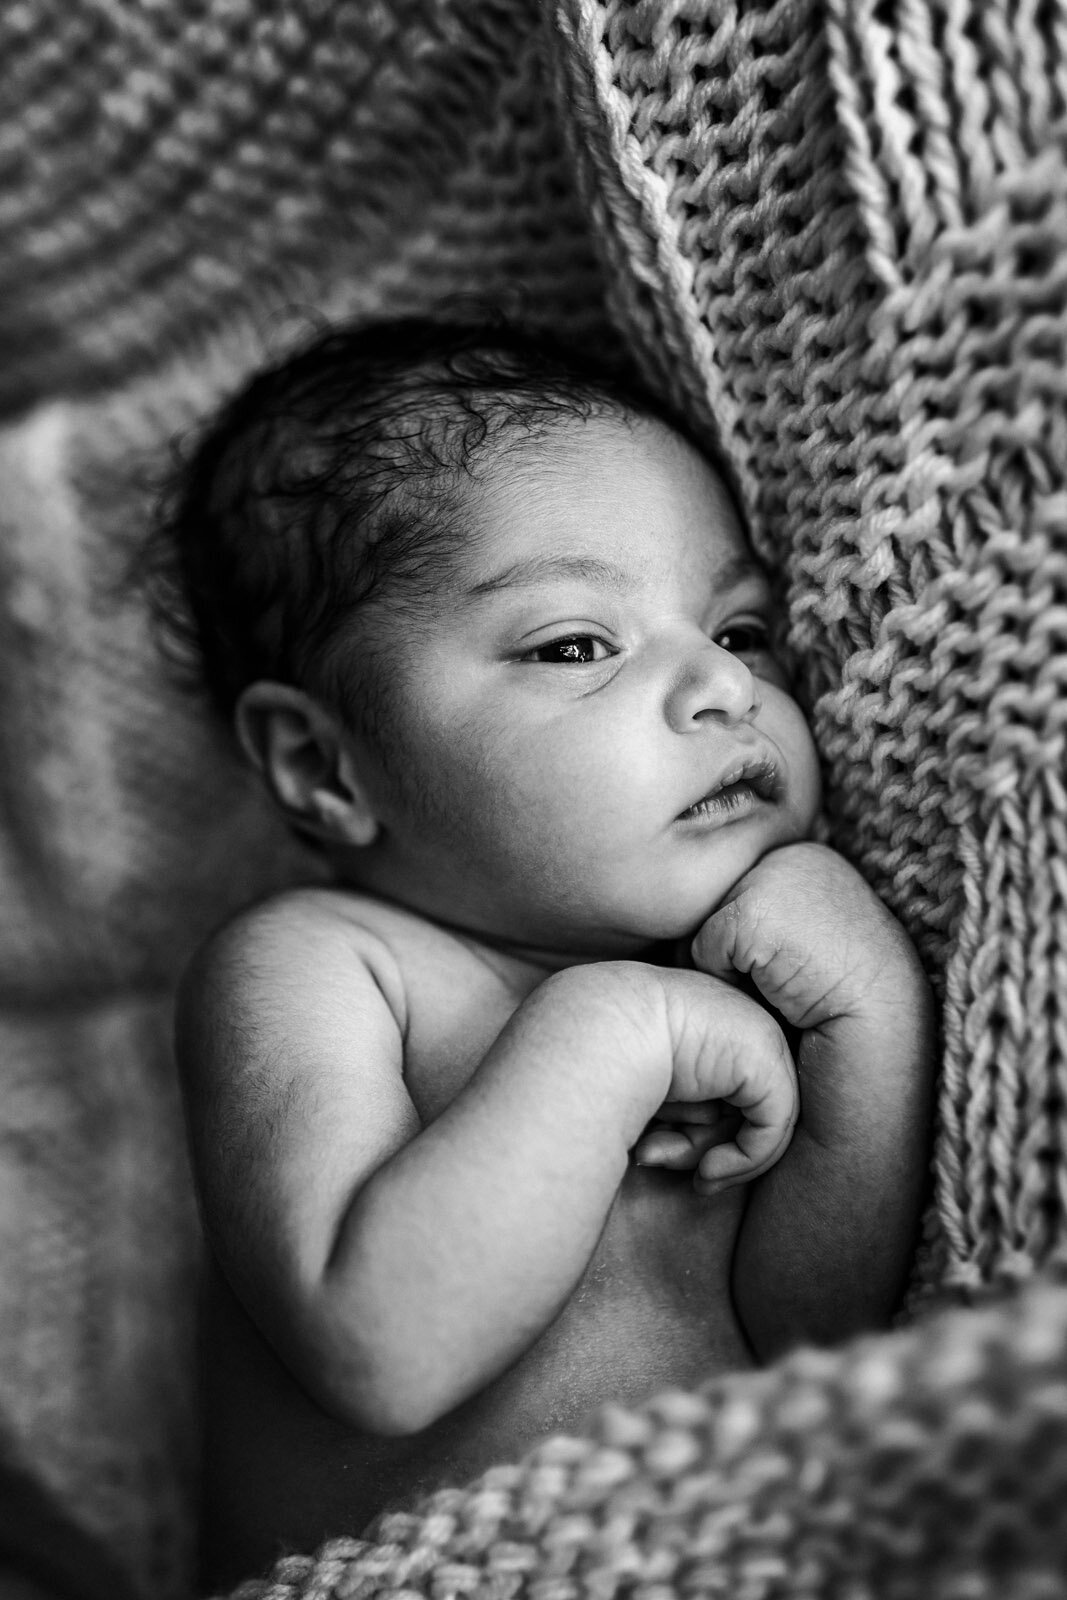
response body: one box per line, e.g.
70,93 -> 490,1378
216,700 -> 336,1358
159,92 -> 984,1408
677,755 -> 782,822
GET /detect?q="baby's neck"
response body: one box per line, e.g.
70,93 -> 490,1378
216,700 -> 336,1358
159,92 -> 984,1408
333,872 -> 675,982
453,923 -> 671,981
406,903 -> 672,979
326,853 -> 681,978
438,926 -> 684,1017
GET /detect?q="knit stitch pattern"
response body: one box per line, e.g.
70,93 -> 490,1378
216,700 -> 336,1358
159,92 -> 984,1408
1,1 -> 1066,1595
553,0 -> 1067,1289
228,1269 -> 1067,1600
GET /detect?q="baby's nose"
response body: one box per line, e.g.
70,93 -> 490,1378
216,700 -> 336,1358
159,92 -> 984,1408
666,642 -> 761,731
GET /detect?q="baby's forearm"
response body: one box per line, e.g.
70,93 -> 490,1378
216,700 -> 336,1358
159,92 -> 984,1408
732,986 -> 937,1361
688,843 -> 938,1361
295,965 -> 671,1434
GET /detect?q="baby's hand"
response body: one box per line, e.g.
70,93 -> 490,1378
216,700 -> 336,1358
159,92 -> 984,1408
687,843 -> 937,1356
630,970 -> 798,1194
633,1099 -> 742,1172
690,842 -> 924,1034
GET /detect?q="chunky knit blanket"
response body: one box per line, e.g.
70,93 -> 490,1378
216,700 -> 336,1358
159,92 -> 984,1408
2,2 -> 1067,1596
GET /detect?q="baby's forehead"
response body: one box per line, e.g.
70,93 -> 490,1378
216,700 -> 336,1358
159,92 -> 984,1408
453,414 -> 761,592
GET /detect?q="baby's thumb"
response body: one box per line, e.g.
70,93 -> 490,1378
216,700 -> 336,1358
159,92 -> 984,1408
690,897 -> 746,983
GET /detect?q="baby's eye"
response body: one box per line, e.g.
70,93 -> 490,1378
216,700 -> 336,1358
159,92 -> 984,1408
714,621 -> 773,657
528,635 -> 613,664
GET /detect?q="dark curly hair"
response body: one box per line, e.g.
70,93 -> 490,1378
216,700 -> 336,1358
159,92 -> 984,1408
148,315 -> 699,728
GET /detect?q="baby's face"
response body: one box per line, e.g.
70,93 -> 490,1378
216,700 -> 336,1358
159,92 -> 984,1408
342,413 -> 821,959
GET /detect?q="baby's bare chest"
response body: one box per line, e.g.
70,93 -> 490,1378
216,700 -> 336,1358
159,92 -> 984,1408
396,946 -> 525,1120
393,943 -> 752,1406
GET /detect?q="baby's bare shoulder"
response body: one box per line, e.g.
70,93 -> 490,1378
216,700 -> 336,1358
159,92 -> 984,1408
176,886 -> 445,1134
184,888 -> 402,1022
182,885 -> 490,1043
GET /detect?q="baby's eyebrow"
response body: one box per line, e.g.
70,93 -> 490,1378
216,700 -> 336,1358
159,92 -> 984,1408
464,549 -> 764,600
464,554 -> 639,598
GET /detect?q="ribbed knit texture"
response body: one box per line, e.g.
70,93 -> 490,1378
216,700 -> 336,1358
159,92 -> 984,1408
1,2 -> 1065,1595
552,0 -> 1067,1295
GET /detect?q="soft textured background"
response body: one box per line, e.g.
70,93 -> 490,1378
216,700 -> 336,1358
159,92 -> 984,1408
2,2 -> 1066,1596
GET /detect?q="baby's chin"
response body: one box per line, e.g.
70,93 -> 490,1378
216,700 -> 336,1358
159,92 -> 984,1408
593,834 -> 815,951
468,825 -> 818,966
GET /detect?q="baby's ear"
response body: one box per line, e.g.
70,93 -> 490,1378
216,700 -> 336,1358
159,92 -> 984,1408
234,682 -> 380,847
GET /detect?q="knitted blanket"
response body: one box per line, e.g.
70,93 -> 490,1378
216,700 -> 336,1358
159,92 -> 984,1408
1,2 -> 1065,1595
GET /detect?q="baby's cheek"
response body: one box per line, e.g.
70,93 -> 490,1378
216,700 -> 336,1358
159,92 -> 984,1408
774,702 -> 822,830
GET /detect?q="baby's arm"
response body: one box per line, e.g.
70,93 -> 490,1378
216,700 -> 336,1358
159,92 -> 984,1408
690,843 -> 938,1361
177,891 -> 796,1436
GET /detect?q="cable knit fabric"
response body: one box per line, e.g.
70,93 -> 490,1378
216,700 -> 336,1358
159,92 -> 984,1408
1,2 -> 1066,1596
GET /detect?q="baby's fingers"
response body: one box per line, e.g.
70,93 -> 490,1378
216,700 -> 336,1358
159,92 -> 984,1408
656,970 -> 800,1193
633,1126 -> 703,1170
634,1112 -> 741,1171
692,1113 -> 796,1195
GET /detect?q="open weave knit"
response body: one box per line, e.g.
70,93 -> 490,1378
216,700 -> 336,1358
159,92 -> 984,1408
1,2 -> 1066,1596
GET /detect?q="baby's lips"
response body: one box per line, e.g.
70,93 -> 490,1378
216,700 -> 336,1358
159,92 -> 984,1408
677,749 -> 783,818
